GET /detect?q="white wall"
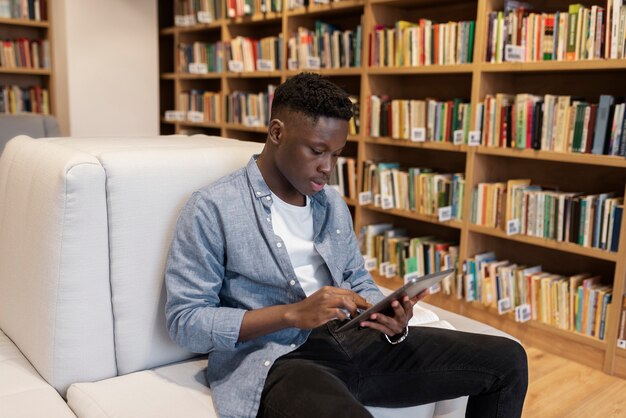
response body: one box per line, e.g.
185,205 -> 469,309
51,0 -> 159,137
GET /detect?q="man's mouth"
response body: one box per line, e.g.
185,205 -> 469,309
310,179 -> 326,192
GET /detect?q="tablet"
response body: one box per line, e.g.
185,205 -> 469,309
336,268 -> 455,332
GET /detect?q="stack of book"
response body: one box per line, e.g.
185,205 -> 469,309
361,161 -> 465,220
463,252 -> 613,341
177,41 -> 223,73
360,223 -> 459,294
477,93 -> 626,156
226,0 -> 282,18
174,0 -> 221,26
179,90 -> 221,123
225,85 -> 276,127
287,22 -> 362,70
0,85 -> 49,114
0,39 -> 50,69
368,95 -> 471,143
328,157 -> 357,199
225,35 -> 282,72
369,19 -> 475,67
486,2 -> 626,63
0,0 -> 46,20
471,179 -> 624,252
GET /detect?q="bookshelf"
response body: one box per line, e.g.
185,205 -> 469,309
158,0 -> 626,378
0,2 -> 52,115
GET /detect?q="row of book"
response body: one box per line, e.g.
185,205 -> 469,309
227,0 -> 282,18
0,0 -> 46,21
179,90 -> 222,123
369,20 -> 475,67
368,95 -> 471,143
359,223 -> 459,293
361,161 -> 465,220
1,39 -> 50,69
177,41 -> 224,73
487,2 -> 626,62
471,179 -> 624,252
463,252 -> 612,341
174,0 -> 221,26
479,93 -> 626,157
328,156 -> 357,199
225,85 -> 276,127
225,35 -> 283,72
0,85 -> 49,114
287,22 -> 362,70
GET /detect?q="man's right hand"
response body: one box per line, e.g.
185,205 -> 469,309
284,286 -> 371,329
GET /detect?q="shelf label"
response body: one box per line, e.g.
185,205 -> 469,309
227,8 -> 236,18
288,58 -> 298,70
497,297 -> 512,315
438,206 -> 452,222
164,110 -> 185,122
305,56 -> 321,70
197,11 -> 214,23
468,130 -> 481,146
618,339 -> 626,349
384,263 -> 397,278
358,191 -> 373,206
256,59 -> 274,71
175,15 -> 195,26
187,111 -> 204,123
244,115 -> 260,127
410,127 -> 426,142
189,62 -> 208,74
374,194 -> 381,207
228,60 -> 244,72
515,304 -> 531,323
381,196 -> 394,210
243,3 -> 252,14
453,129 -> 464,145
363,256 -> 377,272
379,261 -> 389,277
505,44 -> 524,62
506,219 -> 521,236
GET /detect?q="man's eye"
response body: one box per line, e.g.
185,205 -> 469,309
311,148 -> 323,155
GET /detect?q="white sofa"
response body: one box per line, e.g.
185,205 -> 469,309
0,135 -> 513,418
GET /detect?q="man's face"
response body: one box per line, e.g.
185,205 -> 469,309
273,112 -> 348,203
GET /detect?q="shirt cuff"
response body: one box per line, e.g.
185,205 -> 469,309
210,307 -> 247,351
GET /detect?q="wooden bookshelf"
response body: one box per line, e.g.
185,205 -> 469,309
0,3 -> 53,116
158,0 -> 626,378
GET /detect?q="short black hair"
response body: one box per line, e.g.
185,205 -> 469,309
270,72 -> 353,122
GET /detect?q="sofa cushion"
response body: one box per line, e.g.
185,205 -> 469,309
0,330 -> 76,418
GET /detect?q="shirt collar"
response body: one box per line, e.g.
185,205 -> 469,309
246,155 -> 328,206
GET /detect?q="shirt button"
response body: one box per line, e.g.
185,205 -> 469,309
266,217 -> 271,222
266,196 -> 271,201
289,280 -> 296,286
263,360 -> 270,367
256,191 -> 261,195
336,229 -> 341,234
290,344 -> 296,348
276,242 -> 282,248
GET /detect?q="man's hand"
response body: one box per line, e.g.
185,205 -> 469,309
358,290 -> 429,337
284,286 -> 371,329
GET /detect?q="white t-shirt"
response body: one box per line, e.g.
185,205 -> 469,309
270,192 -> 332,297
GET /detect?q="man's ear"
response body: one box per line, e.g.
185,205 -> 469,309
268,119 -> 284,146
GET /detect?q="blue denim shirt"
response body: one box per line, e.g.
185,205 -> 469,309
165,156 -> 384,418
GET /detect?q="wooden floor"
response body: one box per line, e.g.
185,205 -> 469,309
523,345 -> 626,417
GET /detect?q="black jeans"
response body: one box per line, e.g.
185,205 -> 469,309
258,321 -> 528,418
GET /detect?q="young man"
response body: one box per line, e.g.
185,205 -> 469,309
165,73 -> 528,418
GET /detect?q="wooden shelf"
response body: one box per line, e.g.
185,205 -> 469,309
368,64 -> 474,75
178,121 -> 222,129
0,17 -> 48,27
164,21 -> 223,34
224,71 -> 282,78
284,68 -> 363,77
347,134 -> 360,142
177,72 -> 222,80
362,204 -> 463,229
0,67 -> 50,75
481,59 -> 626,73
344,197 -> 358,206
226,12 -> 282,25
224,123 -> 268,133
364,136 -> 466,152
476,146 -> 626,169
468,224 -> 620,262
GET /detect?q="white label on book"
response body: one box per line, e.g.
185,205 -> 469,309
245,115 -> 260,127
227,8 -> 236,18
374,194 -> 381,207
384,263 -> 397,278
381,196 -> 394,210
306,56 -> 321,69
363,256 -> 377,272
358,191 -> 373,206
189,62 -> 208,74
515,304 -> 531,323
256,59 -> 274,71
185,15 -> 196,26
174,15 -> 186,26
164,110 -> 185,122
243,3 -> 251,13
618,339 -> 626,349
288,58 -> 298,70
438,206 -> 452,222
197,11 -> 213,23
505,44 -> 524,62
468,130 -> 481,146
379,261 -> 389,277
506,219 -> 521,236
410,127 -> 426,142
453,129 -> 464,145
497,297 -> 512,315
187,111 -> 204,123
228,60 -> 244,72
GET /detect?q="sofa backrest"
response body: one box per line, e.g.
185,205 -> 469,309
0,135 -> 263,395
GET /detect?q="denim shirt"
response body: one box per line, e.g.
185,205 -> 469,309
165,156 -> 384,418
